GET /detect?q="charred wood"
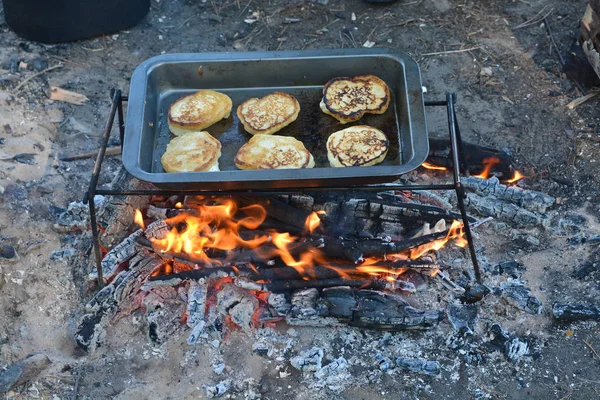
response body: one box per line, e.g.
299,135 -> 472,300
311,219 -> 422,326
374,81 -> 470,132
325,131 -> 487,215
286,288 -> 443,331
463,192 -> 541,227
462,176 -> 555,213
552,303 -> 600,322
427,137 -> 514,178
234,277 -> 416,294
500,282 -> 543,315
395,358 -> 441,376
239,196 -> 311,232
0,354 -> 52,393
88,229 -> 142,282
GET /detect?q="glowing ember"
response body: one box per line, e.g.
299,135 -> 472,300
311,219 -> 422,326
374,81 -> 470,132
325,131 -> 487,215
505,170 -> 525,184
421,161 -> 448,171
134,209 -> 145,229
175,202 -> 183,209
305,210 -> 325,233
473,156 -> 500,179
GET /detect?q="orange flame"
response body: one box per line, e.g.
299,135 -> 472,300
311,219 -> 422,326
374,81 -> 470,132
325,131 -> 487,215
175,202 -> 183,209
421,161 -> 448,171
505,170 -> 525,183
134,209 -> 145,229
149,199 -> 268,262
409,220 -> 467,259
473,156 -> 500,179
305,211 -> 326,233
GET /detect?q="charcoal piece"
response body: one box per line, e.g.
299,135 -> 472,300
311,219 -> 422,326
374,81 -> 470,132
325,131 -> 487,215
464,352 -> 485,365
505,338 -> 530,362
187,320 -> 207,345
322,286 -> 356,319
314,357 -> 349,380
395,358 -> 441,376
350,290 -> 443,330
500,282 -> 542,314
54,195 -> 105,233
12,153 -> 37,164
216,283 -> 259,333
203,379 -> 232,398
267,293 -> 291,316
186,281 -> 208,328
146,299 -> 185,345
496,260 -> 524,278
88,229 -> 142,281
290,347 -> 324,372
462,176 -> 555,213
552,303 -> 600,322
462,284 -> 491,304
0,354 -> 52,393
573,248 -> 600,280
482,323 -> 511,353
375,353 -> 393,371
252,340 -> 275,358
447,303 -> 478,335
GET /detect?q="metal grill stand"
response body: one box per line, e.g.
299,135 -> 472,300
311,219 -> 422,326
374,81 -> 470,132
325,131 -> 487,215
85,89 -> 482,288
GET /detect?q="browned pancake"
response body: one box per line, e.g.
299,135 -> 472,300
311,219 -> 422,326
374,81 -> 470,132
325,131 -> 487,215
326,125 -> 389,167
234,135 -> 315,170
320,75 -> 390,123
237,92 -> 301,135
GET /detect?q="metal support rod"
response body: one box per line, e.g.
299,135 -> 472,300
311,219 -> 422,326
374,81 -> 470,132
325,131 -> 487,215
94,184 -> 458,197
84,89 -> 121,204
89,197 -> 104,288
447,93 -> 482,283
117,94 -> 125,147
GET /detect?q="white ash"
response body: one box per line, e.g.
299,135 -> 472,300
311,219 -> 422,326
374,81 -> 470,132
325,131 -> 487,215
290,347 -> 324,372
53,195 -> 105,233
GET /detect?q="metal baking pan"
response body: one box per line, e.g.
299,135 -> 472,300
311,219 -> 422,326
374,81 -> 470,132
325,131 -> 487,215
123,48 -> 428,190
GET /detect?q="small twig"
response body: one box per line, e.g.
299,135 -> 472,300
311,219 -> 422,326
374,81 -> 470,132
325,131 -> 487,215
72,370 -> 81,400
566,91 -> 600,110
60,146 -> 122,161
388,19 -> 416,28
236,0 -> 252,19
584,339 -> 600,360
543,17 -> 565,66
12,64 -> 63,93
514,6 -> 554,29
422,47 -> 480,56
47,55 -> 85,68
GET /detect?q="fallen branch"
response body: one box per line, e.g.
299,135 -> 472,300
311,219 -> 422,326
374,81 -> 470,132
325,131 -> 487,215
61,146 -> 121,161
422,47 -> 480,56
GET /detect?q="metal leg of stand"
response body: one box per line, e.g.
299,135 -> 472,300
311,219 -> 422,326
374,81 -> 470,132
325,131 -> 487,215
117,95 -> 125,147
446,93 -> 482,283
89,198 -> 104,288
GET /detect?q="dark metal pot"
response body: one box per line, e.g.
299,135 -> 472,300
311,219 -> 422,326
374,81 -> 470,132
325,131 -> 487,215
2,0 -> 150,43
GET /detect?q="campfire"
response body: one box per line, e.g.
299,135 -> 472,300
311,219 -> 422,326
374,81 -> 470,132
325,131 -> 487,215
76,191 -> 477,350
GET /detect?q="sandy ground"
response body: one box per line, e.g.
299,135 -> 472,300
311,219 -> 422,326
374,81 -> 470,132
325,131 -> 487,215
2,0 -> 600,399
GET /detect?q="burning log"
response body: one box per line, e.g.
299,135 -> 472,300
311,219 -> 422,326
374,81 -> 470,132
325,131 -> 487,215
239,195 -> 311,232
284,287 -> 443,331
427,137 -> 514,179
462,176 -> 555,214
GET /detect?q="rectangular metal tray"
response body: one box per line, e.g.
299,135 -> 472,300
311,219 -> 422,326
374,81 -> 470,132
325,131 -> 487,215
123,48 -> 428,190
